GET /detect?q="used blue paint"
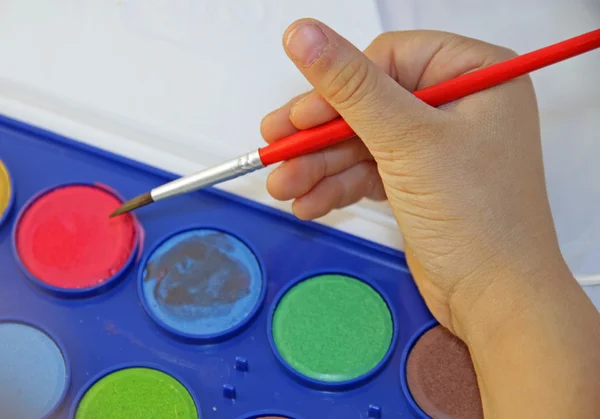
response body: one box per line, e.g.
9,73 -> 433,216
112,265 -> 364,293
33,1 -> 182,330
141,228 -> 263,339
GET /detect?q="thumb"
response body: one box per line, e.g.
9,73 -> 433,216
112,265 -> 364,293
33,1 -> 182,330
282,19 -> 429,144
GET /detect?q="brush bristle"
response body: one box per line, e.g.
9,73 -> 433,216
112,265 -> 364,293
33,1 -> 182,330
109,192 -> 153,218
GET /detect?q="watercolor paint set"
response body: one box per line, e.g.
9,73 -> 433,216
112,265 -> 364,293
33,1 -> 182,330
0,114 -> 483,419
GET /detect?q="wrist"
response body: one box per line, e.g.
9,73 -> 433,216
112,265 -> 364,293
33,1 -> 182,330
448,252 -> 600,418
448,253 -> 577,346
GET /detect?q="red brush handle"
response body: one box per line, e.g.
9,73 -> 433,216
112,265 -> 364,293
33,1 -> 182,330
259,28 -> 600,166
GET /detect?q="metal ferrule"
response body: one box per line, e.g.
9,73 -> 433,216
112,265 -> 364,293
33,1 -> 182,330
151,150 -> 264,201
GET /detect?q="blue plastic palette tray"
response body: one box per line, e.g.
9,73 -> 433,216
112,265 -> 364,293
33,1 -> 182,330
0,114 -> 441,419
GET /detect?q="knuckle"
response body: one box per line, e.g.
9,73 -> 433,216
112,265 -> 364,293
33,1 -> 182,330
445,35 -> 518,69
500,46 -> 519,59
483,46 -> 518,66
370,31 -> 396,48
325,58 -> 374,110
361,161 -> 380,196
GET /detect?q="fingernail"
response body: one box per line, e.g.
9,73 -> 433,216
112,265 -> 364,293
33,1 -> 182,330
285,22 -> 327,66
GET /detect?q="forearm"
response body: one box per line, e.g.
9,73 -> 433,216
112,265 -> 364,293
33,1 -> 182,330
454,260 -> 600,418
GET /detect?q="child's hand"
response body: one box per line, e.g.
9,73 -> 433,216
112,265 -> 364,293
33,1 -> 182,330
261,19 -> 600,418
261,19 -> 558,337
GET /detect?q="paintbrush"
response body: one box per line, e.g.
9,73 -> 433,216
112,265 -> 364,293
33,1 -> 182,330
110,27 -> 600,218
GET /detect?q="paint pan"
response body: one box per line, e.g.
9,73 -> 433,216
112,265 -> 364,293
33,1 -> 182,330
269,273 -> 396,390
1,113 -> 447,417
0,159 -> 15,228
0,320 -> 70,419
401,322 -> 484,419
13,183 -> 139,297
72,366 -> 198,419
139,227 -> 265,342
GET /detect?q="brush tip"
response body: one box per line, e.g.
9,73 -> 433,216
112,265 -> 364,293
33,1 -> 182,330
109,192 -> 154,218
108,208 -> 126,218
